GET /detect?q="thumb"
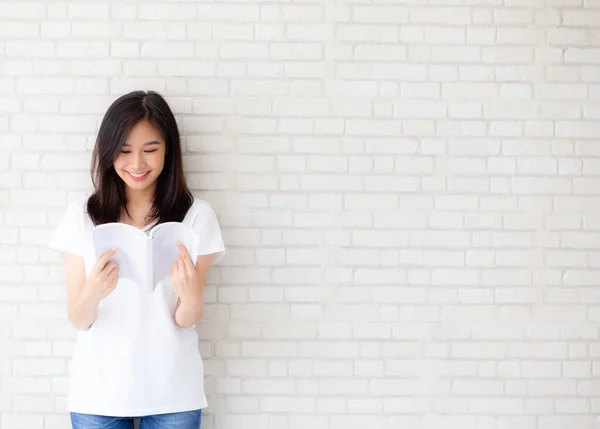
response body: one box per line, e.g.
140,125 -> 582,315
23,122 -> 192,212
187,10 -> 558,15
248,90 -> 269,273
95,247 -> 117,272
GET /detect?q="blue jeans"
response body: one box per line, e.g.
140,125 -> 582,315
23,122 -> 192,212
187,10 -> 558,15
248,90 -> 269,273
70,410 -> 201,429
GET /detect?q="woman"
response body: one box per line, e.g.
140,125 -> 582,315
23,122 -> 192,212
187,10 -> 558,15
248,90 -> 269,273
48,90 -> 225,429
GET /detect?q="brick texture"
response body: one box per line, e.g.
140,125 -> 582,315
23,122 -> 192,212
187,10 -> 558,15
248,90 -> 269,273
1,1 -> 599,428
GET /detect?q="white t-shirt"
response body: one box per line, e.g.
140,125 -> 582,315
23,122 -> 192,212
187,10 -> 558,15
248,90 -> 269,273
48,197 -> 225,417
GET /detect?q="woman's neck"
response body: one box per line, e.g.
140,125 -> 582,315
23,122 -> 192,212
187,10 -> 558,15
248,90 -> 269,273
125,186 -> 155,207
123,188 -> 155,228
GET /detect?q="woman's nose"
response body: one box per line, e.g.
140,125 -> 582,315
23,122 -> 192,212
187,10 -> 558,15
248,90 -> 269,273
131,152 -> 145,169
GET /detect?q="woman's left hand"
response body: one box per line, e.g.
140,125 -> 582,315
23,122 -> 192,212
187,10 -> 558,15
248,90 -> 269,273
170,241 -> 202,305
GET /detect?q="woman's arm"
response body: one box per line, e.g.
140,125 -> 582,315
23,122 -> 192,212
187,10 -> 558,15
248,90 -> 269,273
63,253 -> 100,331
173,252 -> 213,328
62,248 -> 119,331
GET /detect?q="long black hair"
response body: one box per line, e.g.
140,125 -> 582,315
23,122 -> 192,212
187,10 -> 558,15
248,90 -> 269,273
87,90 -> 193,226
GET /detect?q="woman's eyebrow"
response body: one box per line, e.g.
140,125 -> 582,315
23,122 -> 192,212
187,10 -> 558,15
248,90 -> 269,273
122,141 -> 161,147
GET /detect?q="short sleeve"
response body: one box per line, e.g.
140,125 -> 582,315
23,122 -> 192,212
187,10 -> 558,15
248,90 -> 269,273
48,201 -> 85,256
192,200 -> 226,265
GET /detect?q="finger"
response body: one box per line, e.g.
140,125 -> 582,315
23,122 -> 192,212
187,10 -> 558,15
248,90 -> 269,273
176,259 -> 186,278
96,247 -> 118,271
99,265 -> 117,284
108,268 -> 119,286
102,261 -> 118,275
169,265 -> 180,290
176,241 -> 191,260
177,241 -> 195,271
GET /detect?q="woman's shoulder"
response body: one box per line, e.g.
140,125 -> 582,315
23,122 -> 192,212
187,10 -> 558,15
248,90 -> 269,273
48,196 -> 91,253
185,197 -> 219,225
63,197 -> 86,219
190,197 -> 214,211
187,197 -> 216,217
66,194 -> 95,228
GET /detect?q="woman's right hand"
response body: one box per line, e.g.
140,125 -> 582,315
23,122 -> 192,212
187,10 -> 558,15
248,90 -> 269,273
83,248 -> 120,301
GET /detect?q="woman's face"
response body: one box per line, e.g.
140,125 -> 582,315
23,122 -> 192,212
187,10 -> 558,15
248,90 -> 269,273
113,119 -> 166,195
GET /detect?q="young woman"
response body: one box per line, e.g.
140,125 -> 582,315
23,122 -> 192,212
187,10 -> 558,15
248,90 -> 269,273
48,90 -> 225,429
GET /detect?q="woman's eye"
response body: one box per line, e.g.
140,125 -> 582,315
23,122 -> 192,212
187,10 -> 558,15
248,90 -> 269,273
145,150 -> 158,153
120,151 -> 130,154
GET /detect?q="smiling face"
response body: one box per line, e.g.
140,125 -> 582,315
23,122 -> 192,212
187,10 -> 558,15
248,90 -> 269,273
113,119 -> 167,197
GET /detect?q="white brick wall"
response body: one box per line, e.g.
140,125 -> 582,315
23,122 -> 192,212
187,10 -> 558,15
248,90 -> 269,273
0,0 -> 599,428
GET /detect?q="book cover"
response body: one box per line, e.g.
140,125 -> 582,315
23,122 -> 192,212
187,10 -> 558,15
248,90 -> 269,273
91,222 -> 200,291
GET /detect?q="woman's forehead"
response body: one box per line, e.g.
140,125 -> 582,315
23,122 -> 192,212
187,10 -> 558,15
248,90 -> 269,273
125,120 -> 165,146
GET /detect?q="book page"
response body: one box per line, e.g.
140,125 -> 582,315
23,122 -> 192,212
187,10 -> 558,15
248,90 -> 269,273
92,223 -> 149,288
150,222 -> 199,286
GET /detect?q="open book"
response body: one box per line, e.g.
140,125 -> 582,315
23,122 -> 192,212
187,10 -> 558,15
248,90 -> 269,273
92,222 -> 199,291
